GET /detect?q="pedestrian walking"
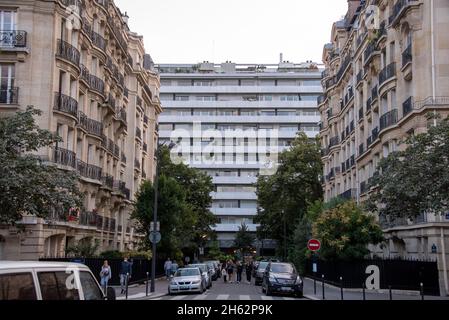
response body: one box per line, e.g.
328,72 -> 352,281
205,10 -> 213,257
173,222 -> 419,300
119,256 -> 132,294
164,257 -> 173,280
100,260 -> 111,294
245,262 -> 252,283
227,260 -> 234,283
236,261 -> 243,283
221,263 -> 228,283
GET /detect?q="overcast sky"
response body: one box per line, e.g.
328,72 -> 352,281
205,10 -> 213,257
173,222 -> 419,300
114,0 -> 348,65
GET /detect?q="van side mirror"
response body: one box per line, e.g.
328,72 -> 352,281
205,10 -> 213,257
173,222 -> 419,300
106,287 -> 116,300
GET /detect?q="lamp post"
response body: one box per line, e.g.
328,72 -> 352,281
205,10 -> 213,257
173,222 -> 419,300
150,140 -> 176,293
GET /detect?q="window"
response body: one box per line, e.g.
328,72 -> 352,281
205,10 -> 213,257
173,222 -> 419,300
193,109 -> 215,116
258,95 -> 273,101
0,273 -> 37,300
0,10 -> 17,47
174,95 -> 189,101
159,124 -> 173,131
196,96 -> 216,101
79,272 -> 103,300
300,95 -> 319,101
277,110 -> 297,116
37,271 -> 80,300
302,80 -> 321,86
0,64 -> 15,104
260,110 -> 275,116
280,95 -> 300,101
217,109 -> 237,116
194,81 -> 213,86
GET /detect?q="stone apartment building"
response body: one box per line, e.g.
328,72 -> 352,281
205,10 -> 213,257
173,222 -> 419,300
319,0 -> 449,295
0,0 -> 161,260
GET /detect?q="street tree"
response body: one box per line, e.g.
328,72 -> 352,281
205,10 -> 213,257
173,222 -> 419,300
366,117 -> 449,221
0,106 -> 83,225
255,133 -> 323,256
312,201 -> 384,261
234,223 -> 255,255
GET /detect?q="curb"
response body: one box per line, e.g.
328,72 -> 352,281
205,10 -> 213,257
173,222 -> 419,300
303,294 -> 319,301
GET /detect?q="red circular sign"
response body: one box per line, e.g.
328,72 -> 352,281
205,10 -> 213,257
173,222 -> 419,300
307,239 -> 321,251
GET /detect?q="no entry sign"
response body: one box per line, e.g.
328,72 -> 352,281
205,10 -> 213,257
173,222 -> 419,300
307,239 -> 321,252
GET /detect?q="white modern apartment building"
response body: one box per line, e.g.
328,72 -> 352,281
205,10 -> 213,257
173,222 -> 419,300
156,60 -> 322,251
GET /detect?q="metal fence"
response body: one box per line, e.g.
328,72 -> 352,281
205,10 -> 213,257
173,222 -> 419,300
305,258 -> 440,296
39,257 -> 166,286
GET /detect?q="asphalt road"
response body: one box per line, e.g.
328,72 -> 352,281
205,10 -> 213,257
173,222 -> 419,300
148,276 -> 308,301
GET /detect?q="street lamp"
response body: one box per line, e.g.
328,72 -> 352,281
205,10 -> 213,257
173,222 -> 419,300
151,140 -> 176,293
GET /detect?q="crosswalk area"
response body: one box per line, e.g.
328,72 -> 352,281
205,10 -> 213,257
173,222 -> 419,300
150,293 -> 301,301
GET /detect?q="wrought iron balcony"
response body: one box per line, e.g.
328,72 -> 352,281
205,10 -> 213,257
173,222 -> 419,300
121,152 -> 127,163
340,189 -> 357,200
379,62 -> 396,86
80,64 -> 90,83
389,0 -> 419,26
0,87 -> 19,104
359,143 -> 365,156
91,30 -> 106,51
359,107 -> 364,120
53,147 -> 76,169
135,127 -> 142,139
364,41 -> 378,63
89,75 -> 105,95
96,215 -> 104,230
54,92 -> 78,117
380,109 -> 398,131
134,158 -> 141,169
136,96 -> 142,107
56,39 -> 80,67
336,55 -> 351,83
115,107 -> 127,124
329,136 -> 340,148
371,85 -> 378,101
143,143 -> 148,152
356,70 -> 363,85
372,127 -> 379,141
78,111 -> 103,137
0,30 -> 27,48
402,43 -> 412,68
143,115 -> 149,125
76,159 -> 102,181
403,96 -> 413,117
101,174 -> 114,189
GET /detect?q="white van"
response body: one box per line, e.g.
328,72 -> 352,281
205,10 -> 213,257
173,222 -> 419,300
0,261 -> 116,300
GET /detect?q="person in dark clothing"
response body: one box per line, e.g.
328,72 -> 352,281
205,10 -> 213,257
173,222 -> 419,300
236,261 -> 243,283
245,262 -> 253,283
119,257 -> 132,294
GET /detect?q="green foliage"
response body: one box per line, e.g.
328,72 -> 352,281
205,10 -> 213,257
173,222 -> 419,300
207,240 -> 224,260
0,106 -> 83,225
66,240 -> 99,258
366,117 -> 449,220
233,223 -> 255,254
99,250 -> 123,259
312,201 -> 384,261
255,133 -> 323,254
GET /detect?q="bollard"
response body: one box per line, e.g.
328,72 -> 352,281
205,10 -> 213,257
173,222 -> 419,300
125,273 -> 129,300
322,274 -> 325,300
362,282 -> 366,301
314,277 -> 317,295
340,277 -> 344,300
420,283 -> 424,301
389,285 -> 392,300
146,272 -> 149,296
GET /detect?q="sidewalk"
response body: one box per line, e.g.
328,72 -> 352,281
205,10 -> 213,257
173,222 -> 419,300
115,277 -> 168,300
303,277 -> 449,300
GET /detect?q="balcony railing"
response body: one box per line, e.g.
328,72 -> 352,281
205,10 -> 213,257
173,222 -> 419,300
124,87 -> 129,98
54,92 -> 78,117
134,158 -> 141,169
402,43 -> 412,68
115,107 -> 127,124
324,76 -> 336,90
56,39 -> 80,67
364,41 -> 378,63
0,87 -> 19,104
340,189 -> 357,200
0,30 -> 27,48
371,85 -> 378,101
143,143 -> 148,152
91,30 -> 106,51
402,96 -> 413,117
77,111 -> 103,137
329,136 -> 340,148
136,96 -> 142,107
356,70 -> 363,85
317,95 -> 326,105
76,159 -> 102,181
53,147 -> 76,169
143,115 -> 149,125
379,62 -> 396,87
135,127 -> 142,139
113,180 -> 126,195
380,109 -> 398,131
336,55 -> 352,83
359,107 -> 364,120
389,0 -> 419,26
80,64 -> 90,83
121,152 -> 127,163
359,143 -> 365,156
89,75 -> 105,95
372,127 -> 379,141
101,174 -> 113,189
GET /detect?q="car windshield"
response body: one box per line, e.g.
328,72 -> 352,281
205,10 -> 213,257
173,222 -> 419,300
258,262 -> 269,270
175,269 -> 200,277
270,263 -> 295,273
189,264 -> 207,273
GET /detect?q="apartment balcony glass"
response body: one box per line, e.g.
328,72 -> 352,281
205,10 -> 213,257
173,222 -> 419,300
0,86 -> 19,104
380,109 -> 398,131
53,92 -> 78,117
56,39 -> 80,67
0,30 -> 27,48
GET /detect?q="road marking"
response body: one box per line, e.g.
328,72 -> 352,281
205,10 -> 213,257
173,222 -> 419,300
261,295 -> 274,300
216,294 -> 229,300
171,295 -> 188,300
193,294 -> 208,300
117,292 -> 146,300
282,297 -> 296,300
239,295 -> 251,300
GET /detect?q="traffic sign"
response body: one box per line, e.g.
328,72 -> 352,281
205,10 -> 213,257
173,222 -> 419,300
307,239 -> 321,251
149,231 -> 161,244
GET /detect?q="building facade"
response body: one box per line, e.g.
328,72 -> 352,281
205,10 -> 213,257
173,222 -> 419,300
319,0 -> 449,295
156,61 -> 322,251
0,0 -> 161,260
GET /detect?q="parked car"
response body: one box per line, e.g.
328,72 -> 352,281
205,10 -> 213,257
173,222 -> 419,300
203,261 -> 218,281
0,261 -> 115,300
212,260 -> 221,278
187,264 -> 212,289
254,261 -> 270,285
261,262 -> 303,297
168,268 -> 205,295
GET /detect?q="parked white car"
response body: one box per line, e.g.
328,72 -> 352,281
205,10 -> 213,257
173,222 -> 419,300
187,264 -> 212,289
0,261 -> 115,300
168,268 -> 205,295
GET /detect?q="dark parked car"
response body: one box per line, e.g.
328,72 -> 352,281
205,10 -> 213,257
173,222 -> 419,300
254,261 -> 269,286
261,262 -> 303,297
